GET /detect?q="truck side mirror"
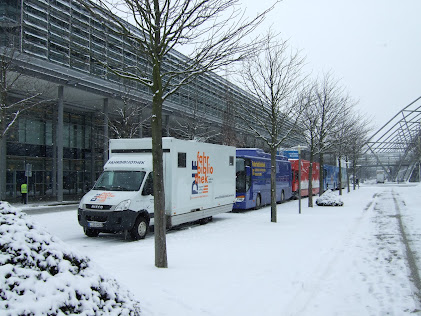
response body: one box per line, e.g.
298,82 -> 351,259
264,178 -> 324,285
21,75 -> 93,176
142,174 -> 154,196
142,185 -> 153,196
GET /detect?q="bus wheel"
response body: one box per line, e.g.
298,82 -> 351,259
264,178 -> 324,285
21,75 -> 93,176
255,194 -> 262,209
130,216 -> 149,240
84,228 -> 99,237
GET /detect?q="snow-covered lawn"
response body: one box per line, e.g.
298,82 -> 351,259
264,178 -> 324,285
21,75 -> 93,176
3,183 -> 421,315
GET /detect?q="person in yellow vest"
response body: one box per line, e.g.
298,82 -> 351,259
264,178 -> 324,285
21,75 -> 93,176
21,183 -> 28,204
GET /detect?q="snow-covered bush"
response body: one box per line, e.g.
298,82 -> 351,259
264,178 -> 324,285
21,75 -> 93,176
316,190 -> 344,206
0,202 -> 141,316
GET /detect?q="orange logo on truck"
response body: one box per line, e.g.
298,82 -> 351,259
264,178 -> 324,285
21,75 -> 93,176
192,151 -> 213,195
90,192 -> 115,203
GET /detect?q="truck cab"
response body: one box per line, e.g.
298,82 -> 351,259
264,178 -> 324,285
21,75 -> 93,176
78,155 -> 154,240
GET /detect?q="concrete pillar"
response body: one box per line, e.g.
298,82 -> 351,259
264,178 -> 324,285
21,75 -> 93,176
90,113 -> 96,186
103,98 -> 109,163
52,105 -> 57,196
57,86 -> 64,202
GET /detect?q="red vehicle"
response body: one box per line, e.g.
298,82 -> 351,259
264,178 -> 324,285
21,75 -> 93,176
289,159 -> 320,197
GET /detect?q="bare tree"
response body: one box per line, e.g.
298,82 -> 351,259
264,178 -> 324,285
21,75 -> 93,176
172,89 -> 219,141
79,0 -> 275,268
296,81 -> 318,207
107,88 -> 149,139
329,95 -> 358,195
311,72 -> 351,196
0,47 -> 51,200
237,33 -> 306,223
344,112 -> 372,190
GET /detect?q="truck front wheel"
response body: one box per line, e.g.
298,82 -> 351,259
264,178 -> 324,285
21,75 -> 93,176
84,228 -> 100,237
130,216 -> 149,240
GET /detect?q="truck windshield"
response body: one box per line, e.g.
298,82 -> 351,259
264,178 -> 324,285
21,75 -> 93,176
93,171 -> 146,191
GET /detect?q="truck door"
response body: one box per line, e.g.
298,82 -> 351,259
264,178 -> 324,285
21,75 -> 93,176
141,172 -> 154,213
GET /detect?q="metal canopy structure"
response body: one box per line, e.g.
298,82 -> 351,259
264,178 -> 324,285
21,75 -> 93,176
361,96 -> 421,182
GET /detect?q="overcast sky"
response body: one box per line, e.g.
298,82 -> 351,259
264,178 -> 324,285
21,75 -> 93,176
239,0 -> 421,130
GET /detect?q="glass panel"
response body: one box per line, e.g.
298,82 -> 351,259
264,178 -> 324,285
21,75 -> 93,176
26,119 -> 44,145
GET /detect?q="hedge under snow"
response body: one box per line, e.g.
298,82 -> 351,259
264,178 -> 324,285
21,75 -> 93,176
315,189 -> 344,206
0,201 -> 141,315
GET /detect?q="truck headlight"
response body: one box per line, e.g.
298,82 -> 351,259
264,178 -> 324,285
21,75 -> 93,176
115,199 -> 131,211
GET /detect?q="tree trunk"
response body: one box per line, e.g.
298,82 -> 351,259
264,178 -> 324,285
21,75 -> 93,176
270,147 -> 277,223
151,56 -> 168,268
318,153 -> 324,196
1,94 -> 6,200
308,151 -> 314,207
151,95 -> 167,268
338,157 -> 342,195
0,135 -> 6,200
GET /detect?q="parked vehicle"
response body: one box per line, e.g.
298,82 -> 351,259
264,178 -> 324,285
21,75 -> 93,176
323,164 -> 338,191
290,159 -> 320,197
78,138 -> 236,239
376,170 -> 385,183
233,148 -> 292,210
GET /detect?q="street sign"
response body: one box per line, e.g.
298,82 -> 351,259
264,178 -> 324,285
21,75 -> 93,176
25,163 -> 32,177
283,150 -> 299,159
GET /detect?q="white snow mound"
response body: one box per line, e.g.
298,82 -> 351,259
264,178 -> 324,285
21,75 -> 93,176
316,190 -> 344,206
0,201 -> 141,316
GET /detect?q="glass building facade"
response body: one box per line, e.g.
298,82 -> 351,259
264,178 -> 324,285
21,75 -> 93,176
0,0 -> 280,201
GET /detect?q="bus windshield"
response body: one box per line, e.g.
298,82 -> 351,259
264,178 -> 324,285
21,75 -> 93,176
236,158 -> 251,193
93,171 -> 146,191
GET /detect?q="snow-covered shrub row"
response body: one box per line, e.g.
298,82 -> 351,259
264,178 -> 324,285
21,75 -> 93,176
315,190 -> 344,206
0,202 -> 141,316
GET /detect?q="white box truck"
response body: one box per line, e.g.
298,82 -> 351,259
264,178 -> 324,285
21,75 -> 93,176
376,170 -> 385,183
78,137 -> 236,240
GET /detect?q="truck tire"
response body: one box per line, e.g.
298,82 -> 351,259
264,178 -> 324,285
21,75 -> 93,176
130,216 -> 149,240
84,228 -> 99,237
280,191 -> 285,203
255,194 -> 262,209
199,216 -> 212,225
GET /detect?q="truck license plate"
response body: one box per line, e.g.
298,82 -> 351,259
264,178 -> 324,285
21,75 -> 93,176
88,221 -> 103,228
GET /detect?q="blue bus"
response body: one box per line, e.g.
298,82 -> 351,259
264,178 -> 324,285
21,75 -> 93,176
323,165 -> 347,191
323,164 -> 338,191
233,148 -> 292,210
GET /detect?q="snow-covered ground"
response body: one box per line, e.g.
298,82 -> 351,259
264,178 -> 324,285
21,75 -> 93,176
5,183 -> 421,315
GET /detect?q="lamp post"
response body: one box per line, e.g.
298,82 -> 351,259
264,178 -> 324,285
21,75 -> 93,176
292,145 -> 307,214
345,161 -> 350,193
298,147 -> 302,214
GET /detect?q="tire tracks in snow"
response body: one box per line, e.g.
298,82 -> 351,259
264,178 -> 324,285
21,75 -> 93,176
391,190 -> 421,311
283,190 -> 421,315
282,193 -> 377,315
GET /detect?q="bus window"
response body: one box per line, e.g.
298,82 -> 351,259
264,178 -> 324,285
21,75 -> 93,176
236,158 -> 251,193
